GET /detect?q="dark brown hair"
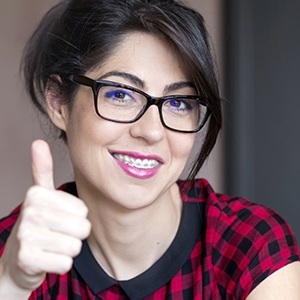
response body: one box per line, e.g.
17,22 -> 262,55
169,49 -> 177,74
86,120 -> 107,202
22,0 -> 222,179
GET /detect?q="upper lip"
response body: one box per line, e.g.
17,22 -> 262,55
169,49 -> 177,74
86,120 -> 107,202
109,150 -> 164,164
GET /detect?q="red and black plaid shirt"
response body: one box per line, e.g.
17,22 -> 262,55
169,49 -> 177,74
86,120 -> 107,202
0,179 -> 299,299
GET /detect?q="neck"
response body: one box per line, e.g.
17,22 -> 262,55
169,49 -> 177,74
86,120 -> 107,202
79,183 -> 183,280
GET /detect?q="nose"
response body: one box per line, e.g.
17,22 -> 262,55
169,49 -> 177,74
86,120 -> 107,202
129,105 -> 165,143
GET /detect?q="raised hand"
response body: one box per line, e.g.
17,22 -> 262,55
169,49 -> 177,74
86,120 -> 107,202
0,140 -> 91,298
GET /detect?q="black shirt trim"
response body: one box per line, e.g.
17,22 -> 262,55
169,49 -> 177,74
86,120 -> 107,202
73,185 -> 202,299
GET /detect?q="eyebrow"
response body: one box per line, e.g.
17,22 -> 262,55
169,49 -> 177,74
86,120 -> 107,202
99,71 -> 144,88
99,71 -> 195,94
164,81 -> 195,94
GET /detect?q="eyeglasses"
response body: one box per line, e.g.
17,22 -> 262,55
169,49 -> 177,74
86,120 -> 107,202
68,75 -> 211,133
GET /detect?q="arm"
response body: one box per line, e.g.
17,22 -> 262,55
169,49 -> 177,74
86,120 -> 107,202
246,262 -> 300,300
0,140 -> 91,299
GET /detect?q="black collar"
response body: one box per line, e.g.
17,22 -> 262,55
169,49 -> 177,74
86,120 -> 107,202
71,183 -> 202,299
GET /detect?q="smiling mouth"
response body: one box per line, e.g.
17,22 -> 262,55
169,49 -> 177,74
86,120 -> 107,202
112,154 -> 160,169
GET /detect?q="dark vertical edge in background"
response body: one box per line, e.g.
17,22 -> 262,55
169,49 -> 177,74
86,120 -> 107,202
223,0 -> 256,199
223,0 -> 300,242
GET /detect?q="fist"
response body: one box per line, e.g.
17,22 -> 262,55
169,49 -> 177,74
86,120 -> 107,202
0,140 -> 91,295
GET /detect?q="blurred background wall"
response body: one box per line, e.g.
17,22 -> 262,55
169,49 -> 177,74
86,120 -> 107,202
0,1 -> 299,243
0,0 -> 72,218
224,0 -> 300,243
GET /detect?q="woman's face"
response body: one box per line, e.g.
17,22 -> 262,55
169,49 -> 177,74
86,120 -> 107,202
55,33 -> 197,210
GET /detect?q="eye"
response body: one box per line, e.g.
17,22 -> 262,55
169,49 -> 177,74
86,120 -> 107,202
104,88 -> 133,103
164,98 -> 193,112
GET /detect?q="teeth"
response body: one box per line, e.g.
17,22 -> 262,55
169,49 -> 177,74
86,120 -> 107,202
113,154 -> 160,169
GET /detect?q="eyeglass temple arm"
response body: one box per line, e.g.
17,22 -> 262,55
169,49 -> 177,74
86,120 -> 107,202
68,75 -> 94,87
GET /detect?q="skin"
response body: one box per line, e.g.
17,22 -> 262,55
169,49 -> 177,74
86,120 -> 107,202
0,32 -> 299,299
0,31 -> 197,298
247,262 -> 300,299
0,141 -> 91,299
51,33 -> 197,280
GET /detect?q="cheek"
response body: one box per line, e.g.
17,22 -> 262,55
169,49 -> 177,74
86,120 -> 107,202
169,133 -> 196,162
65,104 -> 125,150
65,96 -> 100,142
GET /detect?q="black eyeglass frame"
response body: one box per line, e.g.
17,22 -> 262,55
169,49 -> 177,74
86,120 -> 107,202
68,74 -> 211,133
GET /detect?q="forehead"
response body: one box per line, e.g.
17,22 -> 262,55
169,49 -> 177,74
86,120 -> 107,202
88,32 -> 191,86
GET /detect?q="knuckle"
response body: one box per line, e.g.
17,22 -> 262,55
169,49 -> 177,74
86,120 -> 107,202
56,191 -> 89,216
77,219 -> 91,239
58,257 -> 73,274
63,237 -> 82,257
80,202 -> 89,217
70,238 -> 82,256
16,222 -> 34,245
75,200 -> 89,217
24,186 -> 43,205
17,246 -> 35,275
85,219 -> 92,235
20,205 -> 47,228
72,196 -> 89,217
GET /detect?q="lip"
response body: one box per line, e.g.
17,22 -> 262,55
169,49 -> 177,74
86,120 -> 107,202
110,150 -> 164,179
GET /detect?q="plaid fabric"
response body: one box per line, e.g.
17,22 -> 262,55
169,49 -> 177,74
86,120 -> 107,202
0,179 -> 299,299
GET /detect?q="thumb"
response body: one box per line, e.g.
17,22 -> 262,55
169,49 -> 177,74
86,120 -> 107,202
31,139 -> 55,189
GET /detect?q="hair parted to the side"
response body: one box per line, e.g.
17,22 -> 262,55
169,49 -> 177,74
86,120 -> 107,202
21,0 -> 222,180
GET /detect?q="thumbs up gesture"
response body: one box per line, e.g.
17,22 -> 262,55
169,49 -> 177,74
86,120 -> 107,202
0,140 -> 91,298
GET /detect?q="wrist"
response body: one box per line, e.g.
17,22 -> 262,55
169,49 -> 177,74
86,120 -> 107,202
0,262 -> 32,300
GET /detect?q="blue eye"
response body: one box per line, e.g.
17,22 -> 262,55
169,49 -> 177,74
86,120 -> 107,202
169,99 -> 180,107
105,89 -> 132,102
165,99 -> 193,112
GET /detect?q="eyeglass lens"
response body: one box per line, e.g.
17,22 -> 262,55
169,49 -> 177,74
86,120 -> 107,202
96,85 -> 207,132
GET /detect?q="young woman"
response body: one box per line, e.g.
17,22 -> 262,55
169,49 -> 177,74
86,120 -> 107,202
0,0 -> 299,299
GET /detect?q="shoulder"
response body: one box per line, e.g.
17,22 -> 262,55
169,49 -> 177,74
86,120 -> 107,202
179,178 -> 300,298
179,178 -> 298,242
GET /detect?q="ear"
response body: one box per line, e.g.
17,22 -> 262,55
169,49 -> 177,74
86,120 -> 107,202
45,80 -> 68,131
